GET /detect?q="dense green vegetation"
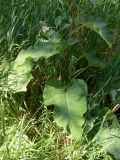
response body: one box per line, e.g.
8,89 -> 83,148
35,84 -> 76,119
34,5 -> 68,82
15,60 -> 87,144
0,0 -> 120,159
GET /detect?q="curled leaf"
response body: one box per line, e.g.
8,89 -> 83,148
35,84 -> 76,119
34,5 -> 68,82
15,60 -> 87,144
80,16 -> 113,47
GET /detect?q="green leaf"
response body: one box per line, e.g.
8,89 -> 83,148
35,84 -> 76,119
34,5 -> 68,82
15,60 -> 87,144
43,79 -> 87,140
14,41 -> 58,70
82,50 -> 103,68
8,58 -> 33,92
95,127 -> 120,159
1,31 -> 59,93
80,16 -> 113,47
94,110 -> 120,159
55,16 -> 62,27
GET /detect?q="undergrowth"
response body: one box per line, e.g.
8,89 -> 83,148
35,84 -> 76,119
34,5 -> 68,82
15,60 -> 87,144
0,0 -> 120,160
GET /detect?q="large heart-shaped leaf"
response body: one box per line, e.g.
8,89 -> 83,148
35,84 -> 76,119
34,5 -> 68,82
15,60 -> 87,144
43,79 -> 87,140
80,16 -> 113,47
2,31 -> 59,92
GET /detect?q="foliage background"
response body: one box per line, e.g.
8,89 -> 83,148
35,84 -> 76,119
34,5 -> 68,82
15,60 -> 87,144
0,0 -> 120,159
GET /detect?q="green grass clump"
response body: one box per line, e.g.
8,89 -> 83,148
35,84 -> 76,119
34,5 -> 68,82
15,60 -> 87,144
0,100 -> 110,160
